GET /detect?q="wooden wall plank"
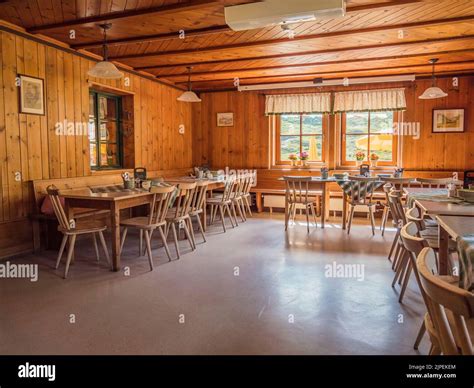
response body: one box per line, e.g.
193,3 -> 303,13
0,32 -> 6,222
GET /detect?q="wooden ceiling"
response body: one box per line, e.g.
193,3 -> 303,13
1,0 -> 474,91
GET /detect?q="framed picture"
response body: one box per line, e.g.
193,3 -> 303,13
217,112 -> 234,127
432,109 -> 465,133
19,74 -> 45,115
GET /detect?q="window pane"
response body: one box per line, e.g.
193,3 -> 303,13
89,94 -> 95,116
88,118 -> 96,141
302,114 -> 323,134
346,112 -> 369,134
90,143 -> 97,167
100,121 -> 119,143
99,143 -> 119,167
280,115 -> 300,135
302,136 -> 323,161
370,111 -> 394,133
369,134 -> 393,161
280,136 -> 300,161
346,135 -> 368,161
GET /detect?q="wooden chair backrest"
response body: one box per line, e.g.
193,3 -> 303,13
417,178 -> 461,189
405,206 -> 427,231
220,176 -> 237,202
149,185 -> 176,225
417,247 -> 474,355
174,182 -> 197,218
388,189 -> 406,227
382,177 -> 413,190
46,185 -> 70,230
347,176 -> 379,205
242,173 -> 254,195
190,181 -> 208,212
283,176 -> 312,204
400,221 -> 427,257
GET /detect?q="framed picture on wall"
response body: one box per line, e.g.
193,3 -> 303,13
18,74 -> 45,115
217,112 -> 234,127
432,109 -> 465,133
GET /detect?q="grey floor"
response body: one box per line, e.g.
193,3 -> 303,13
0,213 -> 429,355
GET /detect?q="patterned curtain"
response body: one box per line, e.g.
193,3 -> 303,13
265,93 -> 332,115
333,88 -> 407,113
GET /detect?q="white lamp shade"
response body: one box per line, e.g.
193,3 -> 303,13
419,86 -> 448,99
177,90 -> 202,103
87,61 -> 124,80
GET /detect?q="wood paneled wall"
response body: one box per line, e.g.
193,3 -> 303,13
193,76 -> 474,171
0,29 -> 193,258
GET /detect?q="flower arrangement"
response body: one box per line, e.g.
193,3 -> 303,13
370,153 -> 379,161
355,151 -> 366,161
299,151 -> 309,161
288,154 -> 298,161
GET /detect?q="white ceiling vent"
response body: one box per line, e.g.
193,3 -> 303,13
225,0 -> 346,31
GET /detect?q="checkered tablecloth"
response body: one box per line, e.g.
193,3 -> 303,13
336,180 -> 384,203
457,235 -> 474,291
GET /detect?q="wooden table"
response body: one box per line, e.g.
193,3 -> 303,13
415,200 -> 474,217
436,216 -> 474,276
62,189 -> 155,271
278,177 -> 335,228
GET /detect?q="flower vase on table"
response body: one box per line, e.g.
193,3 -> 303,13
370,153 -> 379,169
299,152 -> 309,168
288,154 -> 298,167
355,151 -> 366,168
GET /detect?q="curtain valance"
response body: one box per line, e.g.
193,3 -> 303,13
333,88 -> 406,113
265,93 -> 332,115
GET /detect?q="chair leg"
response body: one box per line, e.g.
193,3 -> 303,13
120,227 -> 128,255
144,230 -> 154,271
414,320 -> 426,350
158,225 -> 173,261
63,234 -> 77,279
231,202 -> 239,226
195,214 -> 207,243
171,223 -> 180,259
182,220 -> 195,251
237,199 -> 246,222
98,230 -> 111,267
310,203 -> 318,227
392,249 -> 408,288
368,206 -> 376,236
139,230 -> 143,257
305,205 -> 310,233
225,204 -> 235,228
218,205 -> 227,232
92,233 -> 100,261
186,218 -> 196,250
56,234 -> 68,269
244,196 -> 252,217
399,259 -> 413,303
347,205 -> 355,234
429,344 -> 441,356
388,229 -> 400,263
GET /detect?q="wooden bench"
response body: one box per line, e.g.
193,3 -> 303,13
31,175 -> 125,252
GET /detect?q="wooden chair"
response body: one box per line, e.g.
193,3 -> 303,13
207,177 -> 237,232
165,182 -> 197,259
229,175 -> 247,225
120,185 -> 175,269
387,190 -> 407,271
417,247 -> 474,355
189,180 -> 208,243
380,177 -> 413,236
283,176 -> 318,233
46,185 -> 110,279
241,172 -> 254,218
345,176 -> 379,235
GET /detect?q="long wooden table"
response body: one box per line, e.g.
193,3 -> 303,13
61,179 -> 224,271
436,216 -> 474,277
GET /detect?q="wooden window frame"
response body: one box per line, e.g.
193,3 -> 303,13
340,111 -> 399,168
275,113 -> 327,166
89,90 -> 124,170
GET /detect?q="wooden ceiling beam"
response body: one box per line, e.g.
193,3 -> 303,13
173,60 -> 474,85
27,0 -> 221,33
155,49 -> 474,79
72,25 -> 231,50
110,14 -> 474,60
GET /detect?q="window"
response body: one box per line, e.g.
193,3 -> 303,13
276,114 -> 325,164
89,91 -> 123,169
341,111 -> 397,166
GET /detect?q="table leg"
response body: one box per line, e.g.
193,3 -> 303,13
256,192 -> 263,213
342,193 -> 347,230
284,192 -> 289,230
111,202 -> 121,271
202,205 -> 207,232
438,225 -> 449,276
321,184 -> 330,228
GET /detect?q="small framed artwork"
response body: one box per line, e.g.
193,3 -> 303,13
217,112 -> 234,127
432,109 -> 465,133
19,74 -> 45,115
